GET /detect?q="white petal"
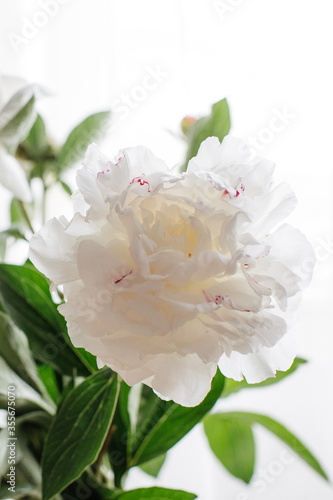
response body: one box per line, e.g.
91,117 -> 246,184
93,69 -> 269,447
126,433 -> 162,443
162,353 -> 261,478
219,337 -> 296,383
0,146 -> 31,202
77,239 -> 130,287
29,217 -> 79,286
148,353 -> 217,407
121,145 -> 169,177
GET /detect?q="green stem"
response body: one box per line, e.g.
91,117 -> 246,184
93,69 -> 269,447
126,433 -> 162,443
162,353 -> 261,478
41,181 -> 47,226
18,200 -> 34,233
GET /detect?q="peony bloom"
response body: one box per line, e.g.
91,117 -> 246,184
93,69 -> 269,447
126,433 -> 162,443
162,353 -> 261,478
0,75 -> 41,202
29,136 -> 315,406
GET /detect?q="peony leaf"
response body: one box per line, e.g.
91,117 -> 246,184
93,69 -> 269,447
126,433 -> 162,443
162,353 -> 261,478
57,111 -> 111,173
0,94 -> 36,149
20,113 -> 48,160
212,412 -> 329,481
110,487 -> 197,500
42,368 -> 119,500
37,364 -> 60,403
10,198 -> 31,231
0,357 -> 55,414
183,98 -> 230,169
221,357 -> 308,398
204,414 -> 255,483
0,263 -> 93,376
139,453 -> 167,478
129,369 -> 225,467
0,311 -> 47,395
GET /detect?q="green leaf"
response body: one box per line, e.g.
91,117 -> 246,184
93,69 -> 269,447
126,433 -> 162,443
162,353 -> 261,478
21,114 -> 47,159
42,368 -> 119,500
0,228 -> 27,242
0,485 -> 40,500
221,357 -> 308,398
204,414 -> 255,483
108,380 -> 131,486
129,369 -> 225,467
111,487 -> 197,500
0,94 -> 36,148
60,471 -> 117,500
183,98 -> 230,169
0,263 -> 92,376
57,111 -> 111,173
10,198 -> 32,232
37,364 -> 60,403
0,311 -> 47,395
59,179 -> 73,195
0,428 -> 9,476
139,453 -> 166,478
0,357 -> 55,414
218,412 -> 329,481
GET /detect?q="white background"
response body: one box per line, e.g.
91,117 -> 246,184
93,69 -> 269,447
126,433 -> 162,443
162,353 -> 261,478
0,1 -> 333,499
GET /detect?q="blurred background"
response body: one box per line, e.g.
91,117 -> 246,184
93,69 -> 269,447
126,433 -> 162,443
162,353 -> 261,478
0,1 -> 332,499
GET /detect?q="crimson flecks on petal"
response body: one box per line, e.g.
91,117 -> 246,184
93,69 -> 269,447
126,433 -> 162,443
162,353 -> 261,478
29,136 -> 315,407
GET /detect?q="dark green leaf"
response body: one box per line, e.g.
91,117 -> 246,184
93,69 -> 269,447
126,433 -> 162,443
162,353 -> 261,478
204,413 -> 255,483
183,98 -> 230,169
42,368 -> 119,500
219,412 -> 329,481
129,370 -> 225,467
0,95 -> 36,148
37,364 -> 60,403
139,453 -> 166,478
111,487 -> 197,500
0,263 -> 92,376
57,111 -> 111,173
221,358 -> 308,398
60,471 -> 118,500
108,381 -> 131,486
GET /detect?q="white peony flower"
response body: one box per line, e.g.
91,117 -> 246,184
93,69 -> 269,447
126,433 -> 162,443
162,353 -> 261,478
0,75 -> 42,202
29,136 -> 315,406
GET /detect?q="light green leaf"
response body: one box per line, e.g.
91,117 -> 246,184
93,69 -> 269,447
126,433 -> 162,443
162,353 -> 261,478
59,179 -> 72,195
221,357 -> 308,398
139,453 -> 166,478
111,487 -> 197,500
57,111 -> 111,173
0,228 -> 27,242
0,485 -> 41,500
0,311 -> 47,395
204,414 -> 255,483
42,368 -> 119,500
183,98 -> 230,169
0,427 -> 9,476
20,114 -> 49,161
0,95 -> 36,149
10,198 -> 32,232
219,412 -> 329,481
0,263 -> 92,376
129,370 -> 225,467
15,427 -> 42,485
0,357 -> 55,414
